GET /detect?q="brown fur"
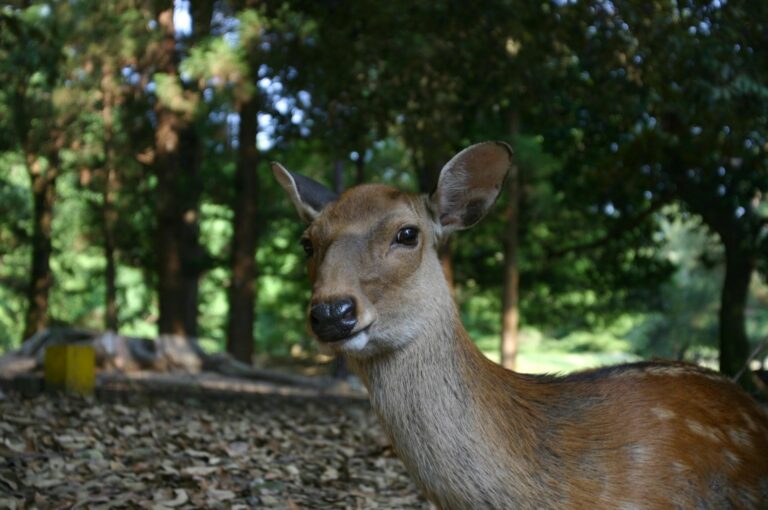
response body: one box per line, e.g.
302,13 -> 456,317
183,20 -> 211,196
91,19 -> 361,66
274,143 -> 768,510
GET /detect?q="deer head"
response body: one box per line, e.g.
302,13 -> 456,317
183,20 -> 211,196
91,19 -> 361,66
273,141 -> 512,358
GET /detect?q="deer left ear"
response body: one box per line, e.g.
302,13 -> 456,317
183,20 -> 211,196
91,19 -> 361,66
431,141 -> 513,236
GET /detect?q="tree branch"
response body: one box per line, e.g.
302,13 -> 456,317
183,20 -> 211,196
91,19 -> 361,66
546,196 -> 671,260
732,336 -> 768,385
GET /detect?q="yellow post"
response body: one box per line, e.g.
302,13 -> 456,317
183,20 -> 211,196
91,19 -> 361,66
44,344 -> 95,396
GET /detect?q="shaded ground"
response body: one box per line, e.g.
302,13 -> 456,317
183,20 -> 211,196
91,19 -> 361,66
0,390 -> 427,509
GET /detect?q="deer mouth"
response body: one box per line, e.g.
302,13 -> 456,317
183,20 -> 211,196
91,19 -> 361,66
323,324 -> 372,351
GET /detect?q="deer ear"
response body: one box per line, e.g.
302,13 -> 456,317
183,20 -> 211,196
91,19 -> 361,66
431,141 -> 513,235
272,162 -> 338,223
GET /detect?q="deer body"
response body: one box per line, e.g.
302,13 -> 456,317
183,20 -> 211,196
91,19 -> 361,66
273,142 -> 768,509
355,309 -> 768,509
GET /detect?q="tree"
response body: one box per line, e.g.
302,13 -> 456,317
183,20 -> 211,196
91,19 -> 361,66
150,0 -> 214,337
546,0 -> 768,379
0,4 -> 71,341
226,8 -> 266,364
72,1 -> 152,333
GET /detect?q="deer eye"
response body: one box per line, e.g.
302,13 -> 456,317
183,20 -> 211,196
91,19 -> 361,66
395,226 -> 419,246
300,238 -> 314,257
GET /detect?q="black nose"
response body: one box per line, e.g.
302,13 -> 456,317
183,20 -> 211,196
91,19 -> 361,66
310,297 -> 357,342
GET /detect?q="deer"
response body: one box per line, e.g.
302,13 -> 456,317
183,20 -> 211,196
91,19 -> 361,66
272,141 -> 768,510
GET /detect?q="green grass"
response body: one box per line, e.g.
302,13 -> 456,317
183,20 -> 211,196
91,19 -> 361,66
474,327 -> 639,375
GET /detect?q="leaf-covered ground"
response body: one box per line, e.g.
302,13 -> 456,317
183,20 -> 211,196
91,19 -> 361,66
0,391 -> 427,509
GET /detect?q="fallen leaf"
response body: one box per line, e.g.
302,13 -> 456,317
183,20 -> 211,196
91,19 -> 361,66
156,488 -> 189,507
118,425 -> 138,436
320,466 -> 339,482
207,488 -> 236,501
224,441 -> 248,457
182,465 -> 219,476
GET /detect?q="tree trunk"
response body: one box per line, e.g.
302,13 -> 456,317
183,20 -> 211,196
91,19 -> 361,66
661,118 -> 759,386
22,151 -> 59,341
179,127 -> 202,338
227,94 -> 260,364
501,112 -> 520,370
153,2 -> 209,337
153,4 -> 183,336
180,0 -> 213,337
101,73 -> 119,332
675,172 -> 757,386
155,110 -> 187,337
719,240 -> 755,380
155,124 -> 203,337
155,124 -> 203,338
500,166 -> 520,370
104,213 -> 118,331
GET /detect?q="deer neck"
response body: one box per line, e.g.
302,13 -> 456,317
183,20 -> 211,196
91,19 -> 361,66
349,272 -> 551,508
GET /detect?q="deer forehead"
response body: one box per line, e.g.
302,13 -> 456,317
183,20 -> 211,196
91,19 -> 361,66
311,184 -> 429,243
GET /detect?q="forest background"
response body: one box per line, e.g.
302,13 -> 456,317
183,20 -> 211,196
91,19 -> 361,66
1,0 -> 767,381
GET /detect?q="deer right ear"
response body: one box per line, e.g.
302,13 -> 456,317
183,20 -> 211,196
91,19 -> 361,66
272,162 -> 338,223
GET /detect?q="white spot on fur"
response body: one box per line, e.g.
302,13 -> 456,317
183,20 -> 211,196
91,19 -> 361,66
724,449 -> 741,467
686,419 -> 720,442
741,410 -> 758,432
652,407 -> 675,420
728,428 -> 752,448
627,444 -> 652,464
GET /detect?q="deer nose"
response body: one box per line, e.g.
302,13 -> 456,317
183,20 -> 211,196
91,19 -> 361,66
310,297 -> 357,342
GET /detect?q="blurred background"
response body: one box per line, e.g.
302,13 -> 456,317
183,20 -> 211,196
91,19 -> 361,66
1,0 -> 766,379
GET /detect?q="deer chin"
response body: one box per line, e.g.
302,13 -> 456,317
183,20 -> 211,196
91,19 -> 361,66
338,328 -> 371,353
317,324 -> 373,356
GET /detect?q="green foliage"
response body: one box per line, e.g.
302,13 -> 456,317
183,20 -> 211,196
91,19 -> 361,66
0,155 -> 30,348
0,0 -> 766,375
47,171 -> 103,329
